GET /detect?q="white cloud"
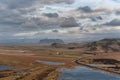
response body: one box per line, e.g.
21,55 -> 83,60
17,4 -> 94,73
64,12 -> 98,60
14,32 -> 39,37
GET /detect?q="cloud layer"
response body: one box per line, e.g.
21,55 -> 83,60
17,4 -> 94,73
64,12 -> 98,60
0,0 -> 120,42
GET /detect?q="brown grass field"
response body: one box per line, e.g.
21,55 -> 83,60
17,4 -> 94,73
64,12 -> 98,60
0,44 -> 120,80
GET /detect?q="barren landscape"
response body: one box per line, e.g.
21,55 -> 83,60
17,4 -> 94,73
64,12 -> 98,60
0,39 -> 120,80
1,0 -> 120,80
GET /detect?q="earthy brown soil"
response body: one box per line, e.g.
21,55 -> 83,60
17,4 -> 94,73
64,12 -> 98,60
0,45 -> 79,80
0,45 -> 120,80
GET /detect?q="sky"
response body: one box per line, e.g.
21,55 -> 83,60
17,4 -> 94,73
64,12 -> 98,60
0,0 -> 120,43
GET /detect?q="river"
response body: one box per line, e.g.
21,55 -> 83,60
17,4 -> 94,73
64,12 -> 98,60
58,66 -> 120,80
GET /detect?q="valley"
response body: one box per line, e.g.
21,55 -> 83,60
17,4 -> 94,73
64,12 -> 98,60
0,39 -> 120,80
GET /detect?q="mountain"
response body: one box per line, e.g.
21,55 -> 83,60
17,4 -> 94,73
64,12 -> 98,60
51,38 -> 120,53
39,39 -> 64,44
85,39 -> 120,53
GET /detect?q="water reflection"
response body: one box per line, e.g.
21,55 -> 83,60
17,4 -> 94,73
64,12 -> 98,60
58,66 -> 120,80
0,65 -> 12,71
35,60 -> 65,65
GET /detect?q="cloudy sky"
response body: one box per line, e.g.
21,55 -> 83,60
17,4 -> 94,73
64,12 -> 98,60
0,0 -> 120,42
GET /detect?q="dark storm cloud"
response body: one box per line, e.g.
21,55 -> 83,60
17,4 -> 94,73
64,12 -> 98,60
77,6 -> 93,13
91,16 -> 103,21
42,13 -> 59,18
60,17 -> 79,28
104,19 -> 120,26
116,11 -> 120,15
52,30 -> 59,33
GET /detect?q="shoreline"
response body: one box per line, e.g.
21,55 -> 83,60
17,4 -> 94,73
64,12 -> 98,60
74,60 -> 120,76
54,60 -> 120,80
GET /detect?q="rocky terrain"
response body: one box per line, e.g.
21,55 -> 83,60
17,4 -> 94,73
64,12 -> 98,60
86,39 -> 120,53
51,38 -> 120,53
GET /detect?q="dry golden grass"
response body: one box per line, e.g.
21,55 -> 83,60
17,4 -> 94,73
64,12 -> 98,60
0,45 -> 120,80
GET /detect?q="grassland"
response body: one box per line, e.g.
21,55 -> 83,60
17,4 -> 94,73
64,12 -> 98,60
0,44 -> 119,80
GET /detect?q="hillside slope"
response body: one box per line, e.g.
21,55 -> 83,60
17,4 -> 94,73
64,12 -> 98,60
86,39 -> 120,53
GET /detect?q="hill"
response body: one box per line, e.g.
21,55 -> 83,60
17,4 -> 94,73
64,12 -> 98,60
39,39 -> 64,44
85,39 -> 120,53
51,38 -> 120,53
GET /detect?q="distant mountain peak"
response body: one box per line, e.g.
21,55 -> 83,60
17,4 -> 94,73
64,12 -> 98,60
39,39 -> 64,44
